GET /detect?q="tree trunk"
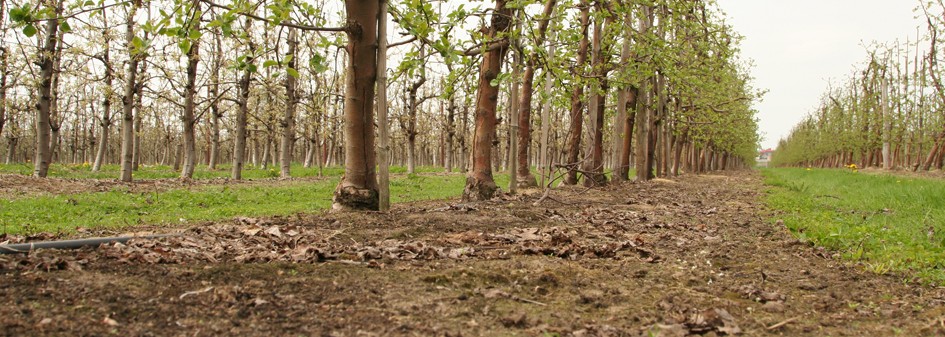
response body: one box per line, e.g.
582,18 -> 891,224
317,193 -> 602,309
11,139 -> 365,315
132,57 -> 147,170
119,2 -> 140,182
0,45 -> 7,139
332,0 -> 380,211
516,0 -> 555,189
563,1 -> 591,185
232,19 -> 254,180
508,30 -> 521,194
34,2 -> 62,177
583,6 -> 611,187
208,31 -> 223,171
463,0 -> 513,201
280,28 -> 298,178
405,74 -> 425,175
538,27 -> 556,187
180,1 -> 201,179
376,0 -> 391,211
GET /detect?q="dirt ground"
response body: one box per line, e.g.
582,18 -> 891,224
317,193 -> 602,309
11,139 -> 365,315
0,173 -> 326,199
2,171 -> 944,336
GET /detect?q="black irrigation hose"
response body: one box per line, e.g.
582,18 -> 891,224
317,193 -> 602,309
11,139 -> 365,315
0,234 -> 179,254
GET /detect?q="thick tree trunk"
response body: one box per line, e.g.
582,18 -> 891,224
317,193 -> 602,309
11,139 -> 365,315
34,3 -> 62,177
563,1 -> 591,185
463,0 -> 513,201
280,28 -> 298,178
332,0 -> 380,211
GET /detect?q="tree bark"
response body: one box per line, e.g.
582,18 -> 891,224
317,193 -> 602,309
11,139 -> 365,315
515,0 -> 555,189
582,6 -> 611,187
208,30 -> 223,170
119,1 -> 140,182
280,27 -> 298,178
232,18 -> 255,180
563,1 -> 591,185
463,0 -> 513,201
180,1 -> 202,179
332,0 -> 380,211
376,0 -> 391,211
34,1 -> 62,177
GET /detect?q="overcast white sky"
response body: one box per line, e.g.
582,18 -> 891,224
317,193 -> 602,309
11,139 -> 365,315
715,0 -> 924,149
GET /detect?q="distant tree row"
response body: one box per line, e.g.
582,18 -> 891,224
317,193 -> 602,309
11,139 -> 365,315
772,1 -> 945,171
0,0 -> 761,210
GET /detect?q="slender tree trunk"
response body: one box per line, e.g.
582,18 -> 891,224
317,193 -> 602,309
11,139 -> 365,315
508,29 -> 521,194
0,46 -> 6,140
376,0 -> 391,211
583,6 -> 611,187
280,28 -> 298,178
612,32 -> 633,181
34,2 -> 62,177
516,0 -> 555,188
132,55 -> 147,170
538,28 -> 556,187
463,0 -> 512,201
405,73 -> 425,175
119,2 -> 140,182
563,1 -> 591,185
208,31 -> 223,170
180,1 -> 201,179
232,19 -> 254,180
333,0 -> 380,210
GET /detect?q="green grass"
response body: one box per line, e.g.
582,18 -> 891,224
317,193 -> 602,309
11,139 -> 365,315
0,162 -> 383,180
762,167 -> 945,284
0,165 -> 511,235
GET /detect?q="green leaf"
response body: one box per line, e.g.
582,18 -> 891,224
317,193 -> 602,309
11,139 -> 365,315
286,67 -> 299,78
178,39 -> 192,54
247,64 -> 258,73
59,21 -> 72,33
189,29 -> 202,40
23,25 -> 37,37
132,36 -> 145,49
262,60 -> 279,68
85,0 -> 95,6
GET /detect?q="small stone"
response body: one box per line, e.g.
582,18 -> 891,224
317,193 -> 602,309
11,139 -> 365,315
762,301 -> 785,313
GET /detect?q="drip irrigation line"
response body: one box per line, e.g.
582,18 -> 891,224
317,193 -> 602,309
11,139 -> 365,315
0,234 -> 179,254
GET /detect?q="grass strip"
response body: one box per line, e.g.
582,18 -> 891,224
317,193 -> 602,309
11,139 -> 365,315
762,167 -> 945,284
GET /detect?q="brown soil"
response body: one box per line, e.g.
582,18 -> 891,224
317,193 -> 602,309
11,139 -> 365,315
0,174 -> 328,199
1,172 -> 943,336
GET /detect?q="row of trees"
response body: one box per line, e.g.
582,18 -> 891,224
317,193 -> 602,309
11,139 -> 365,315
0,0 -> 761,210
772,1 -> 945,171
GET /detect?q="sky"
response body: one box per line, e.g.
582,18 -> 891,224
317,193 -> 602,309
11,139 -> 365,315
714,0 -> 925,150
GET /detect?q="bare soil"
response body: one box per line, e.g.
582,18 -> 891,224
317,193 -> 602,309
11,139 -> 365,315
0,173 -> 326,199
2,172 -> 943,336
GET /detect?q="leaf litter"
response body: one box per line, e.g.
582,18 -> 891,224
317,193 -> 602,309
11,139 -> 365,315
2,171 -> 945,336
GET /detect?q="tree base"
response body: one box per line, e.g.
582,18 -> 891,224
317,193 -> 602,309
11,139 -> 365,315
515,173 -> 538,189
332,183 -> 379,211
463,175 -> 499,201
